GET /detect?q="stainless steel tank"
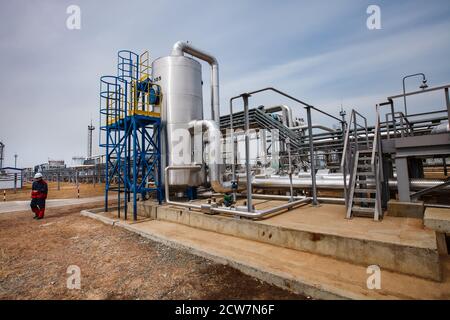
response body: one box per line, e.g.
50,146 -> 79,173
152,55 -> 205,187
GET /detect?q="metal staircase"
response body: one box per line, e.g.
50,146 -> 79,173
341,109 -> 383,221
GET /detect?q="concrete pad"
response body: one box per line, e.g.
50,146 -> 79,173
387,200 -> 424,219
424,207 -> 450,233
81,210 -> 450,300
141,201 -> 441,281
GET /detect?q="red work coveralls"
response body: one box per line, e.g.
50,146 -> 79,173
30,179 -> 48,219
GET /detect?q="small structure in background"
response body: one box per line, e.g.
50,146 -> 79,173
0,167 -> 23,191
87,121 -> 95,159
0,141 -> 5,168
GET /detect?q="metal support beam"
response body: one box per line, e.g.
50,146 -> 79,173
395,157 -> 411,202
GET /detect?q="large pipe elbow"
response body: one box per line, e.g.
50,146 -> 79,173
189,119 -> 233,193
264,105 -> 294,127
172,41 -> 220,123
171,41 -> 218,65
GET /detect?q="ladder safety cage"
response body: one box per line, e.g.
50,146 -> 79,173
99,50 -> 163,221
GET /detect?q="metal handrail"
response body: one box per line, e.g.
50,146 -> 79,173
371,110 -> 380,169
372,104 -> 384,220
340,109 -> 371,207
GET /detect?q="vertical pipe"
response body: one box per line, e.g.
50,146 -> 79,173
306,106 -> 318,205
261,129 -> 268,175
157,124 -> 162,203
229,98 -> 237,202
243,94 -> 253,212
286,138 -> 294,202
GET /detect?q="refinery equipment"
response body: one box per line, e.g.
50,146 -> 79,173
100,42 -> 450,221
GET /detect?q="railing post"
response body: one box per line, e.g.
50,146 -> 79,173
390,100 -> 396,138
353,112 -> 358,152
445,87 -> 450,121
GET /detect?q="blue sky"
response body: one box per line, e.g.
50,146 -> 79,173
0,0 -> 449,167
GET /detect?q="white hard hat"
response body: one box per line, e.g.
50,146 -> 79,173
34,173 -> 43,179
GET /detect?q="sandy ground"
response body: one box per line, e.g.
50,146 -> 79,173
0,202 -> 305,300
2,182 -> 105,201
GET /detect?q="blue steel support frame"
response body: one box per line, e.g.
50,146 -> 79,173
99,50 -> 162,221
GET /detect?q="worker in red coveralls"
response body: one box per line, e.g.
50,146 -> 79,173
30,173 -> 48,220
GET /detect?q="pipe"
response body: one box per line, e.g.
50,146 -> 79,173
239,193 -> 345,204
243,94 -> 253,212
425,203 -> 450,209
290,124 -> 336,133
248,175 -> 450,191
306,106 -> 318,205
230,97 -> 237,202
210,197 -> 311,219
165,166 -> 311,219
263,105 -> 294,127
165,165 -> 203,209
189,119 -> 233,193
172,41 -> 220,124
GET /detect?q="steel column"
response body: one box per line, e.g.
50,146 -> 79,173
395,157 -> 411,202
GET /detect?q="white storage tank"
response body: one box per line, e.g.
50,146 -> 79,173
152,55 -> 205,187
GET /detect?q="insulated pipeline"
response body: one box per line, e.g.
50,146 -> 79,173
247,176 -> 450,191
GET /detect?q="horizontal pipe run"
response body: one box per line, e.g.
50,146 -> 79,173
290,124 -> 336,133
164,167 -> 311,219
210,197 -> 311,219
248,176 -> 450,191
240,193 -> 345,204
425,203 -> 450,209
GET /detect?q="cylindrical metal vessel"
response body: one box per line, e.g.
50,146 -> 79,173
152,55 -> 205,186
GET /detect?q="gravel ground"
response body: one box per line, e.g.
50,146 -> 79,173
0,205 -> 306,300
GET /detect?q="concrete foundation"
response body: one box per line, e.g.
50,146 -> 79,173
424,207 -> 450,233
81,208 -> 450,300
387,200 -> 425,219
128,199 -> 441,281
